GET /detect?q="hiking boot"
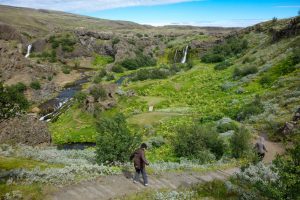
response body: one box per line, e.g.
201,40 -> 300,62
144,183 -> 148,186
133,180 -> 138,184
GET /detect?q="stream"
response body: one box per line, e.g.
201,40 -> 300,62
39,76 -> 89,122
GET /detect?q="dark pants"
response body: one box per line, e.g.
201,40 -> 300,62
133,167 -> 148,185
258,152 -> 265,160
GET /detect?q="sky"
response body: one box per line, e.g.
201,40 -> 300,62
0,0 -> 299,27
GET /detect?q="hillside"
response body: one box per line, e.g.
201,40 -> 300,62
0,4 -> 300,200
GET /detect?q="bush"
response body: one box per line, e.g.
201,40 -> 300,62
233,65 -> 258,78
214,60 -> 232,70
229,126 -> 251,158
89,85 -> 107,100
30,81 -> 41,90
201,53 -> 225,63
96,113 -> 141,164
236,95 -> 264,121
49,34 -> 76,52
74,91 -> 87,105
217,121 -> 239,133
0,83 -> 29,120
173,124 -> 226,161
201,37 -> 248,63
62,66 -> 71,74
111,65 -> 124,73
120,53 -> 156,70
13,82 -> 27,93
112,37 -> 120,45
259,74 -> 274,87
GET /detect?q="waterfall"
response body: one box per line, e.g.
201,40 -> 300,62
181,45 -> 188,64
25,44 -> 32,58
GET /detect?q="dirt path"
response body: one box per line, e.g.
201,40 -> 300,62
49,168 -> 239,200
50,136 -> 284,200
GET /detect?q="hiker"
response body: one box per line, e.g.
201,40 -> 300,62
254,137 -> 268,160
130,143 -> 149,186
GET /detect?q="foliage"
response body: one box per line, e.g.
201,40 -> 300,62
0,82 -> 28,121
111,65 -> 124,73
233,65 -> 258,78
49,104 -> 97,144
229,126 -> 251,158
62,66 -> 71,74
89,84 -> 107,100
96,113 -> 141,164
173,124 -> 226,161
32,50 -> 57,62
74,91 -> 87,105
92,54 -> 114,67
30,80 -> 41,90
201,37 -> 248,63
49,34 -> 76,52
120,53 -> 156,70
236,96 -> 264,121
214,60 -> 232,70
112,37 -> 120,45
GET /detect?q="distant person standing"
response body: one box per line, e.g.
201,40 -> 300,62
254,137 -> 268,160
130,143 -> 149,186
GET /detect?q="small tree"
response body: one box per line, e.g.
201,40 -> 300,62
96,113 -> 141,164
0,82 -> 29,122
229,126 -> 251,158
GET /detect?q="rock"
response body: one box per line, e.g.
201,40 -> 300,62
32,39 -> 47,52
292,108 -> 300,121
0,22 -> 26,43
280,121 -> 296,135
0,115 -> 51,145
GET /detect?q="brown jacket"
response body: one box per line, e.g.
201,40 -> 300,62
132,148 -> 149,169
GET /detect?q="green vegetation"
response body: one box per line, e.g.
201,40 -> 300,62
96,113 -> 141,164
92,54 -> 114,68
173,124 -> 226,161
201,37 -> 248,63
30,80 -> 41,90
49,34 -> 76,52
214,60 -> 232,70
0,82 -> 29,121
49,104 -> 97,144
31,50 -> 57,62
233,65 -> 258,78
62,66 -> 71,74
229,126 -> 251,158
120,53 -> 156,70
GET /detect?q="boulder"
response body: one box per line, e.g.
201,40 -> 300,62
32,39 -> 47,52
0,115 -> 51,145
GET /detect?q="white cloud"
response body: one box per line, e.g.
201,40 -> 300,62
144,19 -> 268,27
0,0 -> 202,11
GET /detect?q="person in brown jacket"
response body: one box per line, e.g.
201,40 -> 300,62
131,143 -> 149,186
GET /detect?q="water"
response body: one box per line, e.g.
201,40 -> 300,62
115,74 -> 134,85
25,44 -> 32,58
57,142 -> 96,150
181,45 -> 188,64
39,77 -> 89,121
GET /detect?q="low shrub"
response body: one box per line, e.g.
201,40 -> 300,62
111,65 -> 124,73
30,81 -> 41,90
236,95 -> 264,121
229,126 -> 251,158
173,124 -> 226,161
89,85 -> 107,100
0,83 -> 29,120
92,55 -> 114,67
233,65 -> 258,78
259,74 -> 275,87
214,60 -> 232,70
62,66 -> 71,74
120,53 -> 156,70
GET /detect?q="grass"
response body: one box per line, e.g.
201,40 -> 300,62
49,104 -> 97,144
0,156 -> 63,170
128,112 -> 183,126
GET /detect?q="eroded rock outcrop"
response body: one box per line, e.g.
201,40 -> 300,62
0,115 -> 51,145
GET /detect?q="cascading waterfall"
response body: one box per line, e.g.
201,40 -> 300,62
25,44 -> 32,58
181,45 -> 188,64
